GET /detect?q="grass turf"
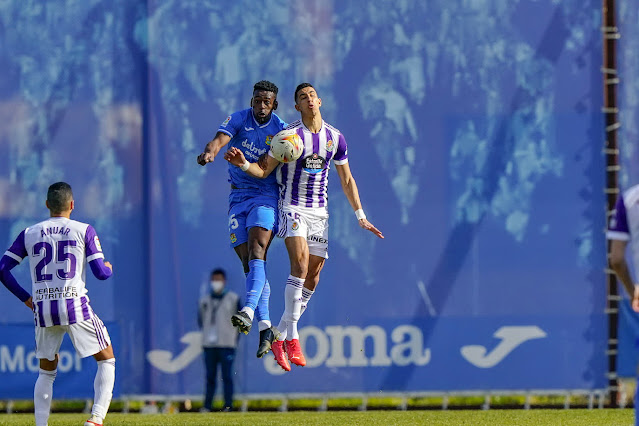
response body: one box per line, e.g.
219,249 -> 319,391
0,409 -> 633,425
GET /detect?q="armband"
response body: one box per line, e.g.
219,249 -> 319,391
355,209 -> 366,220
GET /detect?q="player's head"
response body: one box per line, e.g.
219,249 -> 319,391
251,80 -> 279,124
294,83 -> 321,115
46,182 -> 74,216
210,268 -> 227,294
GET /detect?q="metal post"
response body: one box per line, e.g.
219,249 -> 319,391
602,0 -> 620,408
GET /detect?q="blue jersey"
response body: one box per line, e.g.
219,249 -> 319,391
218,108 -> 286,199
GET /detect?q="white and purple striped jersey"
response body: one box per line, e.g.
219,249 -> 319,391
271,119 -> 349,209
3,217 -> 106,327
607,184 -> 639,272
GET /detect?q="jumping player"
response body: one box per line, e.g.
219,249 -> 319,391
224,83 -> 383,371
197,80 -> 285,357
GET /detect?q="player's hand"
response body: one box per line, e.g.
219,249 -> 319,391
104,261 -> 113,272
24,297 -> 33,311
224,147 -> 248,167
359,219 -> 384,239
197,151 -> 214,166
632,285 -> 639,313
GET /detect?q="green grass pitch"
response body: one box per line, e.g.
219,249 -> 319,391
0,410 -> 634,425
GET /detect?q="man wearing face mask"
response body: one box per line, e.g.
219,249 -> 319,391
197,268 -> 240,412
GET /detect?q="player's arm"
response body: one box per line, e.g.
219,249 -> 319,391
85,225 -> 113,280
89,259 -> 113,280
197,132 -> 232,166
0,255 -> 31,305
224,147 -> 279,178
608,239 -> 639,310
0,230 -> 32,309
335,163 -> 384,239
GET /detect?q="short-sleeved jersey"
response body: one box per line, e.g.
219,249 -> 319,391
3,217 -> 105,327
607,184 -> 639,272
218,108 -> 286,198
271,119 -> 348,209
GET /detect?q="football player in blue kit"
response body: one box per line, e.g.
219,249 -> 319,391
197,80 -> 286,358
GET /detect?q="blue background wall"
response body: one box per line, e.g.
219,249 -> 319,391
0,0 -> 607,397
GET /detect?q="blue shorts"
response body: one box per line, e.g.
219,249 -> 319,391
228,192 -> 278,248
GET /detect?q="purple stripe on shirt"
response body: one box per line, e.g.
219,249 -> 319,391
305,133 -> 321,207
291,161 -> 303,207
37,301 -> 45,327
50,300 -> 60,325
66,298 -> 76,324
80,296 -> 90,321
289,128 -> 307,206
318,168 -> 328,207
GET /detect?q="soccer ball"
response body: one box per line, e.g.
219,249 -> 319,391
270,129 -> 303,163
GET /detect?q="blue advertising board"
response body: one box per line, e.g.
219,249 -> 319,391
0,0 -> 607,397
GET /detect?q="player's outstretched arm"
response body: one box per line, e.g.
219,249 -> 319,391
224,147 -> 279,178
335,163 -> 384,239
197,132 -> 232,166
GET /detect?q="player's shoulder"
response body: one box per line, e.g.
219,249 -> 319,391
323,121 -> 343,137
271,112 -> 287,127
284,119 -> 302,130
226,108 -> 251,123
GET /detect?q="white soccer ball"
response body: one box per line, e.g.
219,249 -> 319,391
270,129 -> 303,163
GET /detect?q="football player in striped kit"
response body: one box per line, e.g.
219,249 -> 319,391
0,182 -> 115,426
225,83 -> 383,371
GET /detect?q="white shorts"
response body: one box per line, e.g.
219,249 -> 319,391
35,314 -> 111,361
278,204 -> 329,259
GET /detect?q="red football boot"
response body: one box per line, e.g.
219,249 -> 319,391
271,340 -> 291,372
285,339 -> 306,367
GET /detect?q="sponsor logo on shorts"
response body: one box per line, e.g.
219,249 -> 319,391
308,235 -> 327,244
230,233 -> 237,243
291,222 -> 299,231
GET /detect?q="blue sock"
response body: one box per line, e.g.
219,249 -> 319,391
255,280 -> 271,323
245,259 -> 266,311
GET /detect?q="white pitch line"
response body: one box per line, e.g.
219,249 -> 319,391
417,280 -> 437,316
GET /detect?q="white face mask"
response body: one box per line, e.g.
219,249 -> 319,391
210,280 -> 225,293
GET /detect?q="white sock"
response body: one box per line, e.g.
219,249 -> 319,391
276,318 -> 287,341
258,320 -> 271,332
284,276 -> 304,340
241,306 -> 255,321
34,368 -> 56,426
300,287 -> 314,316
92,358 -> 116,420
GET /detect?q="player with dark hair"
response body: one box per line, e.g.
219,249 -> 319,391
0,182 -> 116,426
197,80 -> 285,357
225,83 -> 383,371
